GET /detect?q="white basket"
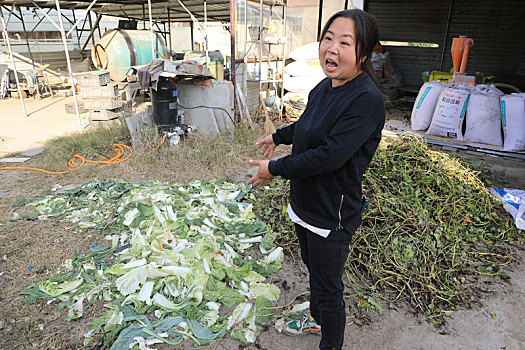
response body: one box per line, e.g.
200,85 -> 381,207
81,83 -> 118,99
83,97 -> 122,110
89,108 -> 121,121
77,72 -> 111,87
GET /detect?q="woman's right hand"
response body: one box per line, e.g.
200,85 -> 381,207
256,134 -> 276,159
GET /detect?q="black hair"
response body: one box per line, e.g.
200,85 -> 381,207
319,9 -> 380,85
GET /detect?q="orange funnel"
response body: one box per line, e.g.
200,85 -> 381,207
451,36 -> 474,75
459,38 -> 474,73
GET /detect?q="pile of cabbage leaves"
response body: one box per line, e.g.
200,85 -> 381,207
19,180 -> 284,349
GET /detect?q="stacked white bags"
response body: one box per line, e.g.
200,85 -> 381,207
426,84 -> 473,141
283,42 -> 325,104
464,85 -> 504,146
501,93 -> 525,151
410,82 -> 525,151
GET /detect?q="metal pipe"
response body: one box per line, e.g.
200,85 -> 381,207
1,17 -> 27,117
142,4 -> 146,30
18,6 -> 35,71
66,0 -> 99,37
439,0 -> 454,71
148,0 -> 155,59
29,8 -> 52,34
230,0 -> 237,117
243,0 -> 247,60
317,0 -> 323,40
55,0 -> 82,130
167,7 -> 172,58
278,5 -> 286,120
204,0 -> 208,64
259,0 -> 262,84
88,10 -> 96,47
190,21 -> 194,50
81,10 -> 103,52
5,4 -> 16,26
29,0 -> 60,31
71,9 -> 82,53
177,0 -> 205,31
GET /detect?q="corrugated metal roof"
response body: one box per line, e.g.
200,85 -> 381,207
0,0 -> 233,22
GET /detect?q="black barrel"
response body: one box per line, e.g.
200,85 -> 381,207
151,79 -> 178,130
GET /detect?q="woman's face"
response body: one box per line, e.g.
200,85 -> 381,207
319,17 -> 363,87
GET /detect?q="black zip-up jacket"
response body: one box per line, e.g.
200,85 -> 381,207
268,73 -> 385,233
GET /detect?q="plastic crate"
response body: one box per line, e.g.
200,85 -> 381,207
81,83 -> 118,99
77,72 -> 111,87
89,108 -> 121,121
83,97 -> 122,110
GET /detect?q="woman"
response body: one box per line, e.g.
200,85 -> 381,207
247,9 -> 385,350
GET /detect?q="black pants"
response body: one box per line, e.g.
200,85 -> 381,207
295,224 -> 352,350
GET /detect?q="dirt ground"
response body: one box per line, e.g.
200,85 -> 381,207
1,97 -> 525,350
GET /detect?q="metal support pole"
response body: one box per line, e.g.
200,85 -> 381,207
55,0 -> 82,130
204,0 -> 209,64
88,11 -> 96,47
167,7 -> 172,58
1,17 -> 27,117
4,4 -> 16,26
317,0 -> 324,40
142,4 -> 146,30
18,7 -> 35,71
147,0 -> 155,59
66,0 -> 99,37
29,1 -> 60,30
190,21 -> 194,50
177,0 -> 207,54
439,0 -> 454,71
29,8 -> 52,34
259,0 -> 262,85
80,11 -> 102,56
71,9 -> 82,53
243,0 -> 247,59
278,5 -> 286,120
230,0 -> 237,117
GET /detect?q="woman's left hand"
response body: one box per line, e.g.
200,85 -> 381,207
247,160 -> 274,187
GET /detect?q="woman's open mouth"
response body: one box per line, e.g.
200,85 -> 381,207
325,58 -> 338,72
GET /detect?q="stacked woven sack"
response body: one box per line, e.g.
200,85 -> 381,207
411,82 -> 525,152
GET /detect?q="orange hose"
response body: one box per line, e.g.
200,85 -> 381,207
147,135 -> 167,155
0,138 -> 164,175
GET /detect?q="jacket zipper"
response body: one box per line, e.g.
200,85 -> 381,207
336,194 -> 344,230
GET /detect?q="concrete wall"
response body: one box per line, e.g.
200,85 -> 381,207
174,80 -> 235,138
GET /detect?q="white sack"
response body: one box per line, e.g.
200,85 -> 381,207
284,59 -> 324,77
501,94 -> 525,151
427,87 -> 470,140
283,75 -> 324,94
411,82 -> 447,131
289,42 -> 319,61
464,85 -> 504,146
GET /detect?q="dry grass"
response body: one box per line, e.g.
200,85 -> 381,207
27,121 -> 267,184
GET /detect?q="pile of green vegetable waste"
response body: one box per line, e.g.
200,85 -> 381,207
18,180 -> 285,348
248,138 -> 523,323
